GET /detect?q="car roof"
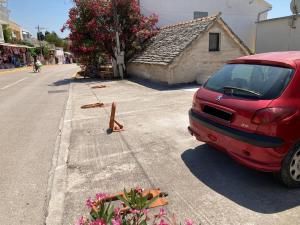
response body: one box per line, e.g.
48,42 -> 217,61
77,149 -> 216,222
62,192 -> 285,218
229,51 -> 300,69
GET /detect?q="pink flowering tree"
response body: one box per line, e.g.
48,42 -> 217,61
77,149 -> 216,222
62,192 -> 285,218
62,0 -> 158,77
77,188 -> 196,225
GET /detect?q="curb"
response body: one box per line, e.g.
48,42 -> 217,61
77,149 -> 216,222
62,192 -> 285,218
0,67 -> 30,75
44,82 -> 73,225
0,64 -> 74,76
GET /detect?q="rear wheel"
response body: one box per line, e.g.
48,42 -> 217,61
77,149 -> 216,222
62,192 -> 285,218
277,143 -> 300,188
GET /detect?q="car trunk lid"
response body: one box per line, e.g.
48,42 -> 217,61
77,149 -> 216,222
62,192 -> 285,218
195,87 -> 273,133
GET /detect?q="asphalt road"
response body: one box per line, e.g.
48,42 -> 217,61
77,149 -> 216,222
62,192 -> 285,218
0,65 -> 79,225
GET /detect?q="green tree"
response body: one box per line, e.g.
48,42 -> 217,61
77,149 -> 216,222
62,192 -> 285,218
2,24 -> 13,43
44,31 -> 64,47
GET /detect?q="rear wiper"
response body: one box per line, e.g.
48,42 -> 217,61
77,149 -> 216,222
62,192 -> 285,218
222,86 -> 262,98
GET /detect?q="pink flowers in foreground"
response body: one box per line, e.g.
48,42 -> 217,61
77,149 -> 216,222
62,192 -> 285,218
96,193 -> 109,201
112,217 -> 122,225
86,197 -> 94,209
184,219 -> 194,225
135,186 -> 143,194
76,216 -> 86,225
86,193 -> 109,209
77,188 -> 197,225
155,208 -> 167,218
158,219 -> 169,225
90,219 -> 106,225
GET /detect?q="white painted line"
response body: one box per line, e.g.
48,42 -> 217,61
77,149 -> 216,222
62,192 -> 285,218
0,78 -> 28,90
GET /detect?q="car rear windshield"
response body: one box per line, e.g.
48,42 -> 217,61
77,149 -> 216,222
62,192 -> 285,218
204,64 -> 294,100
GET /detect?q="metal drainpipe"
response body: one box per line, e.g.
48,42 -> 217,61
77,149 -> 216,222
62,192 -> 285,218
254,6 -> 272,53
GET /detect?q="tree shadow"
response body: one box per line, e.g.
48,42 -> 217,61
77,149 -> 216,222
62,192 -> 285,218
49,77 -> 104,87
181,144 -> 300,214
128,77 -> 200,91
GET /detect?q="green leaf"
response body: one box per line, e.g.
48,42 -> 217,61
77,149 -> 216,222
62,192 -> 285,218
91,210 -> 98,220
107,204 -> 115,222
117,195 -> 131,208
98,203 -> 105,218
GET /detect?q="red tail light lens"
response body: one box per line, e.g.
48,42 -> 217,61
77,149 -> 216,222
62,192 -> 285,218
252,107 -> 297,125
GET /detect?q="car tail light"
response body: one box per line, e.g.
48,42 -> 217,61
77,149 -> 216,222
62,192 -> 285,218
192,91 -> 198,108
252,107 -> 297,125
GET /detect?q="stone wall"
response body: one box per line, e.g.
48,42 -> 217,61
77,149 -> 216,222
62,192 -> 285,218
171,22 -> 246,84
127,63 -> 171,84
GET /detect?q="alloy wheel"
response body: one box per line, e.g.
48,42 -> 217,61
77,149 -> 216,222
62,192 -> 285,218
290,149 -> 300,181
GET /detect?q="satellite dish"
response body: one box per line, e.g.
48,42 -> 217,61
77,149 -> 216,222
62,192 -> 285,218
291,0 -> 300,14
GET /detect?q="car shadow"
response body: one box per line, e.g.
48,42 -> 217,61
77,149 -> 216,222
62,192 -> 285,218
181,144 -> 300,214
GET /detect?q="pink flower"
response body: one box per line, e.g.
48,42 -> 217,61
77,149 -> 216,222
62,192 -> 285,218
158,219 -> 169,225
184,219 -> 194,225
155,208 -> 167,218
129,209 -> 141,214
142,209 -> 149,216
90,219 -> 106,225
86,197 -> 94,208
76,216 -> 86,225
114,207 -> 121,216
112,217 -> 122,225
135,186 -> 143,194
96,193 -> 108,201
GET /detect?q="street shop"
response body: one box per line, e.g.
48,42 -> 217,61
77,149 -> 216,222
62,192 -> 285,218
0,43 -> 32,69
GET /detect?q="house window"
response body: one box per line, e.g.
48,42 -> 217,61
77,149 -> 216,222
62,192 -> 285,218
194,11 -> 208,19
209,33 -> 220,52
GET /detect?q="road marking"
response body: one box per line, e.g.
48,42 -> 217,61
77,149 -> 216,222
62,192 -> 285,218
0,77 -> 28,90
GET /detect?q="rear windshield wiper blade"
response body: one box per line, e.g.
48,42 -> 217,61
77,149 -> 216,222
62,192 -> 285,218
222,86 -> 262,97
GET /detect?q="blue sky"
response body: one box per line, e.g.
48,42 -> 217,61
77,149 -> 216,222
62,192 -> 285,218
8,0 -> 292,39
8,0 -> 73,38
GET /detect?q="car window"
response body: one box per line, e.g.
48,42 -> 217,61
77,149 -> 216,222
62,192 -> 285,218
204,64 -> 294,100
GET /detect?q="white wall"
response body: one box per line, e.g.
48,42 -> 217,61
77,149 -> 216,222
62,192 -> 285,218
0,5 -> 9,43
0,24 -> 4,43
140,0 -> 271,51
256,15 -> 300,53
55,48 -> 65,64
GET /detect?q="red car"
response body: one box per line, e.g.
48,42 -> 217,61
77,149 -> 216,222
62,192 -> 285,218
188,52 -> 300,187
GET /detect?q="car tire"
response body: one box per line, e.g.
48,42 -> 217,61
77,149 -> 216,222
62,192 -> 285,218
277,142 -> 300,188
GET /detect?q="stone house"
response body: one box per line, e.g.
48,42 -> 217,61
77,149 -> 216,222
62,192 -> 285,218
127,14 -> 251,85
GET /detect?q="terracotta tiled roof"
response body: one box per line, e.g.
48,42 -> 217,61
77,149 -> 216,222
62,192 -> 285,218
131,13 -> 251,65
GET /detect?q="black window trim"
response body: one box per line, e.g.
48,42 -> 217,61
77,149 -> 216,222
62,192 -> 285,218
209,33 -> 220,52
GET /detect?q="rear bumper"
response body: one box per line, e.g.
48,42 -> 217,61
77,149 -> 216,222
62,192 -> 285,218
189,109 -> 287,172
189,109 -> 284,148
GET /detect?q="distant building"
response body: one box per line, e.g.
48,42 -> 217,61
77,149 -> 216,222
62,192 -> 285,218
22,29 -> 32,41
139,0 -> 272,51
0,0 -> 10,43
256,15 -> 300,53
128,14 -> 251,85
55,47 -> 64,64
8,20 -> 23,40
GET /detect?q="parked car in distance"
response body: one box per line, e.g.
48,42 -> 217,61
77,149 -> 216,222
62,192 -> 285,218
188,52 -> 300,187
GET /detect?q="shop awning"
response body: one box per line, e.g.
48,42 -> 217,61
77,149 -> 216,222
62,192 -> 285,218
0,42 -> 33,49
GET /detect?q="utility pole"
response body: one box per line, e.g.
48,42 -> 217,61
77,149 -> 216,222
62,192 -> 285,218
112,0 -> 124,79
35,25 -> 46,56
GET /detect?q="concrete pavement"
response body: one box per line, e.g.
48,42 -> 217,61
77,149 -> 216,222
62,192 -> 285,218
0,64 -> 79,225
47,77 -> 300,225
